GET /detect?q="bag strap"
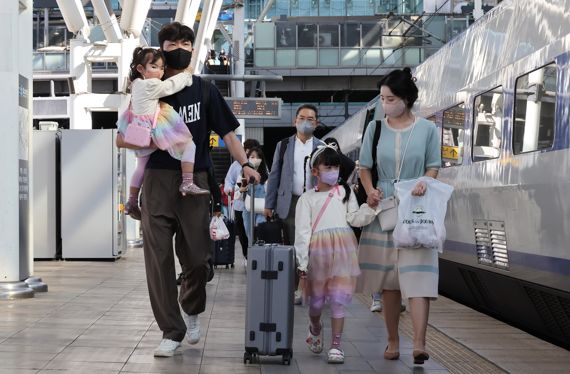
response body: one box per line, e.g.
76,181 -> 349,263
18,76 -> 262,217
395,120 -> 417,182
151,103 -> 160,129
312,185 -> 339,232
371,120 -> 382,182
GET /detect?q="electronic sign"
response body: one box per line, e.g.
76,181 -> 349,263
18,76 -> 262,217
225,98 -> 282,119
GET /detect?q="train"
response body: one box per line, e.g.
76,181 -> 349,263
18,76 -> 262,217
327,0 -> 570,349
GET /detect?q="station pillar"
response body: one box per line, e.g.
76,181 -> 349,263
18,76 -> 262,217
0,1 -> 44,299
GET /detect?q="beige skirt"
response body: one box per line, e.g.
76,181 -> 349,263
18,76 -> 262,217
356,218 -> 439,300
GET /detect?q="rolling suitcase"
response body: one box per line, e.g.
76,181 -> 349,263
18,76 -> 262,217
244,180 -> 295,365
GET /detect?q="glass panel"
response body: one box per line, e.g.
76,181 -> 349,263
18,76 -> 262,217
473,86 -> 503,161
48,26 -> 66,47
513,63 -> 556,154
254,50 -> 275,67
330,0 -> 347,16
44,53 -> 67,71
33,53 -> 44,71
318,24 -> 339,47
276,23 -> 295,47
341,23 -> 360,47
298,49 -> 317,67
362,23 -> 381,47
255,22 -> 275,48
442,103 -> 465,167
382,48 -> 403,65
298,23 -> 317,47
362,48 -> 380,66
377,0 -> 400,13
319,0 -> 333,16
319,49 -> 339,66
404,48 -> 421,65
294,0 -> 319,16
341,48 -> 360,66
276,49 -> 296,67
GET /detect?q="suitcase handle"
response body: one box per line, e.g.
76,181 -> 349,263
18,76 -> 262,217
248,177 -> 256,247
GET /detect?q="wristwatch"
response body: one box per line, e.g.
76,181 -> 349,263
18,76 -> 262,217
241,161 -> 254,169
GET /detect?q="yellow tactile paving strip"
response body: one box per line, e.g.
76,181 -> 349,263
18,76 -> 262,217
356,294 -> 507,374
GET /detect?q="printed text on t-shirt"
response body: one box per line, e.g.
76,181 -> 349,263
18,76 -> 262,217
179,102 -> 201,123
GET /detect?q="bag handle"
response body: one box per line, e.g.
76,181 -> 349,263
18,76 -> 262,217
312,185 -> 339,232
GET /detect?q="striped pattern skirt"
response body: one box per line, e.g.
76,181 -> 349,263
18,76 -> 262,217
307,227 -> 361,306
356,218 -> 439,300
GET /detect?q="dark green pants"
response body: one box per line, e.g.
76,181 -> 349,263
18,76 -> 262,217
141,169 -> 211,342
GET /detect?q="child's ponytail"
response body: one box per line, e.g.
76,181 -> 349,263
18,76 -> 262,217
339,178 -> 351,203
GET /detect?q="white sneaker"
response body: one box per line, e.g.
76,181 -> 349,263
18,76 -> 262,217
370,299 -> 382,312
294,290 -> 303,305
153,339 -> 181,357
182,312 -> 200,344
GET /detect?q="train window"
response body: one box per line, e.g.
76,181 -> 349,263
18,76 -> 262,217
513,63 -> 557,154
441,103 -> 465,167
472,86 -> 503,161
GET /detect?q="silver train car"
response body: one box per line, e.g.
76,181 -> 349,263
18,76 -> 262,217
328,0 -> 570,348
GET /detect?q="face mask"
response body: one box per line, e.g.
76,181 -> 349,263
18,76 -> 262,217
382,99 -> 407,118
163,48 -> 192,70
249,157 -> 262,169
319,169 -> 339,186
296,120 -> 315,135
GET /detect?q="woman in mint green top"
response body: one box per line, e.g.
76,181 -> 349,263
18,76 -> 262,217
356,68 -> 441,365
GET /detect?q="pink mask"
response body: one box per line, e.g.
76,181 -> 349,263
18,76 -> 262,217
382,99 -> 407,118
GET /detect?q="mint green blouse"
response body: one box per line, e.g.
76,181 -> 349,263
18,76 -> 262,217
359,117 -> 441,198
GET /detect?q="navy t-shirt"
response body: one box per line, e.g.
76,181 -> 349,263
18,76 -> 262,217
146,76 -> 240,171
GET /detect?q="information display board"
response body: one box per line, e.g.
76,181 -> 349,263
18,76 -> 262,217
225,98 -> 282,119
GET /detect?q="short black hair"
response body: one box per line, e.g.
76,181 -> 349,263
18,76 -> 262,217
243,138 -> 260,151
158,22 -> 196,49
377,67 -> 418,109
295,104 -> 319,119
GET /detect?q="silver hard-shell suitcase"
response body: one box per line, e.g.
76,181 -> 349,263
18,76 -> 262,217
243,179 -> 295,365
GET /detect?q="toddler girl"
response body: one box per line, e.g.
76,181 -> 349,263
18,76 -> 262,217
117,47 -> 208,219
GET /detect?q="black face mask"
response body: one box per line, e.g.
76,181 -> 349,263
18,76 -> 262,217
163,48 -> 192,70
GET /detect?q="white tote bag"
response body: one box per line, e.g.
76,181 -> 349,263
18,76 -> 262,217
209,216 -> 230,241
393,177 -> 454,251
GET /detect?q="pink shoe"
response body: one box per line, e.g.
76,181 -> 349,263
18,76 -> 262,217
179,181 -> 210,196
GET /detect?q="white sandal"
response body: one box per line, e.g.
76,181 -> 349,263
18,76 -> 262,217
305,323 -> 323,354
327,347 -> 344,364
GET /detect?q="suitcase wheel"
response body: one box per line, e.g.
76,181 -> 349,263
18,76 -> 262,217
282,352 -> 292,365
225,265 -> 229,269
244,351 -> 257,364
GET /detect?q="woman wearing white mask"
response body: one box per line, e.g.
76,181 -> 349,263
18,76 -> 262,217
240,147 -> 269,247
357,67 -> 441,365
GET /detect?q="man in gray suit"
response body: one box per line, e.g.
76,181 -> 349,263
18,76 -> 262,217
264,104 -> 324,245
